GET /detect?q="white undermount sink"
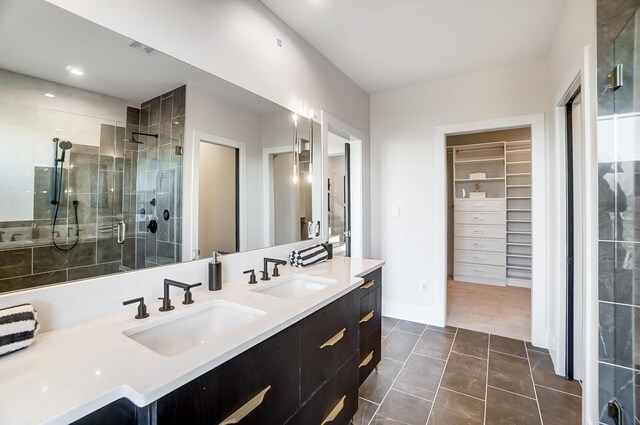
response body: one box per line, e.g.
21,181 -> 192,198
250,274 -> 337,299
123,300 -> 265,357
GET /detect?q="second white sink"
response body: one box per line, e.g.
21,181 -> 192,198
123,300 -> 265,357
250,274 -> 337,299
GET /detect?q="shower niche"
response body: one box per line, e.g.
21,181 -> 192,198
0,68 -> 185,292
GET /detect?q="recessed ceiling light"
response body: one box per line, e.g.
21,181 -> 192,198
65,65 -> 84,76
44,93 -> 55,98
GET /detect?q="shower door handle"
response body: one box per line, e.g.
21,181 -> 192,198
117,221 -> 126,244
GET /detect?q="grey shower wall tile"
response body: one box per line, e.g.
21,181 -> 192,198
32,241 -> 97,273
598,241 -> 640,306
610,14 -> 639,115
69,148 -> 99,195
599,302 -> 636,368
149,96 -> 161,126
172,85 -> 186,118
33,166 -> 57,220
615,160 -> 640,242
68,262 -> 121,281
99,124 -> 116,162
122,238 -> 135,269
140,105 -> 150,128
157,241 -> 176,265
598,362 -> 637,425
0,248 -> 32,279
136,237 -> 146,269
126,106 -> 140,127
159,96 -> 173,146
0,270 -> 67,293
97,237 -> 122,263
68,193 -> 98,237
145,231 -> 157,264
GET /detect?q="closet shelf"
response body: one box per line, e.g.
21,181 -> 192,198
506,265 -> 532,270
507,220 -> 532,223
507,208 -> 532,212
506,149 -> 532,153
507,242 -> 532,247
507,254 -> 532,258
507,197 -> 531,200
506,173 -> 532,176
506,185 -> 531,188
455,178 -> 505,182
454,158 -> 504,164
507,161 -> 532,165
507,231 -> 532,235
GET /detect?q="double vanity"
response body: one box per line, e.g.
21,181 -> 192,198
0,256 -> 383,425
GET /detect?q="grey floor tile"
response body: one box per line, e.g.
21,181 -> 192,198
382,316 -> 400,337
427,388 -> 484,425
360,357 -> 405,404
395,320 -> 426,335
488,351 -> 535,398
382,330 -> 420,362
526,341 -> 549,354
428,324 -> 457,334
392,353 -> 445,401
528,350 -> 582,396
440,352 -> 487,400
485,386 -> 541,425
452,329 -> 489,359
490,334 -> 527,358
413,329 -> 455,360
536,385 -> 582,425
374,389 -> 432,425
354,397 -> 379,425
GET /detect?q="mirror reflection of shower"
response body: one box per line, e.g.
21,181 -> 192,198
51,138 -> 79,252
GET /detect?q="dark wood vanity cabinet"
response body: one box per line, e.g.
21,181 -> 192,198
357,268 -> 382,385
155,325 -> 300,425
73,266 -> 383,425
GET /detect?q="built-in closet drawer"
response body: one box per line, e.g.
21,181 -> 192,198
454,211 -> 506,226
454,237 -> 505,253
299,290 -> 359,402
454,262 -> 506,280
454,250 -> 505,267
454,199 -> 505,212
286,354 -> 359,425
455,224 -> 505,239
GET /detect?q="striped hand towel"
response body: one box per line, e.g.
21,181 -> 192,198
289,244 -> 329,267
0,304 -> 40,357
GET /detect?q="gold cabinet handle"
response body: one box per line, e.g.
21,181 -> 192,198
359,351 -> 374,368
321,395 -> 346,424
219,385 -> 271,424
360,280 -> 375,289
320,328 -> 346,349
359,310 -> 374,323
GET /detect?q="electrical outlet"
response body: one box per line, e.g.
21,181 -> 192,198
420,281 -> 428,292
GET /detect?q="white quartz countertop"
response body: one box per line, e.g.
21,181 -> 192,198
0,257 -> 384,425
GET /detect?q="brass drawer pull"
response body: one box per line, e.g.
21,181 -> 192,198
321,395 -> 346,424
359,351 -> 374,368
219,385 -> 271,424
359,310 -> 374,323
320,328 -> 346,349
360,280 -> 375,289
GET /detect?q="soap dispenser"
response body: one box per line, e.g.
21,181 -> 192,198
209,252 -> 222,291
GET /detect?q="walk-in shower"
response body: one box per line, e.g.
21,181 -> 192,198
51,138 -> 79,252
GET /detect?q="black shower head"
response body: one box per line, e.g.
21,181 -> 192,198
123,131 -> 158,144
59,141 -> 73,150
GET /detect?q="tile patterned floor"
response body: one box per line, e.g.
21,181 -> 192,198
353,317 -> 582,425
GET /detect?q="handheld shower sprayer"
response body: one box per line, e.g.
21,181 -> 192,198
50,137 -> 79,252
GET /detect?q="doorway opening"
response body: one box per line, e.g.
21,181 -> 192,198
446,127 -> 533,341
198,141 -> 239,255
327,132 -> 349,256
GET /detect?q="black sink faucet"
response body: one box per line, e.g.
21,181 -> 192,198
261,258 -> 288,281
159,279 -> 202,311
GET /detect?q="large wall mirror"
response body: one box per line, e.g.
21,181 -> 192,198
0,0 -> 323,294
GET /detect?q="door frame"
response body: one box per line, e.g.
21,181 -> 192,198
262,145 -> 292,247
190,131 -> 247,254
437,113 -> 547,348
321,111 -> 365,258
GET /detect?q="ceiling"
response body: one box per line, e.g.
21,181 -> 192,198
260,0 -> 567,93
0,0 -> 281,113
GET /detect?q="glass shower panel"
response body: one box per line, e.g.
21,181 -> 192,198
598,9 -> 640,425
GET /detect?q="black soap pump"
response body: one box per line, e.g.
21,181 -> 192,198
209,251 -> 222,291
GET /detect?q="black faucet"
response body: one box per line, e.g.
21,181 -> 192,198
122,297 -> 149,319
261,258 -> 288,281
159,279 -> 202,311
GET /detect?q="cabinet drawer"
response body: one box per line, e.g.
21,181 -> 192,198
454,199 -> 505,211
156,325 -> 299,425
454,212 -> 505,225
300,290 -> 359,402
455,237 -> 505,253
454,262 -> 506,279
359,326 -> 381,385
454,250 -> 505,266
359,287 -> 381,339
455,224 -> 505,239
287,354 -> 359,425
72,399 -> 138,425
358,267 -> 381,299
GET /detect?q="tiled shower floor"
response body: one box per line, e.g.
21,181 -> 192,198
353,317 -> 582,425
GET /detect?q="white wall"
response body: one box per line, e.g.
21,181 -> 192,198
370,59 -> 550,325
